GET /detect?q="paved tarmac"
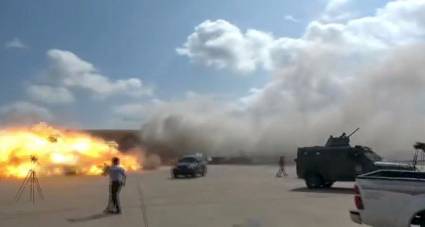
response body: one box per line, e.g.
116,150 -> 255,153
0,165 -> 359,227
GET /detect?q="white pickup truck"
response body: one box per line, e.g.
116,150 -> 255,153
350,169 -> 425,227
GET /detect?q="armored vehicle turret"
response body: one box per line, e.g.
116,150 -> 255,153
325,128 -> 359,147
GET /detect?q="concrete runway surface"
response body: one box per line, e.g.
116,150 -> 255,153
0,165 -> 359,227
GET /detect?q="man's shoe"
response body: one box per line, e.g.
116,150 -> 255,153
103,209 -> 115,214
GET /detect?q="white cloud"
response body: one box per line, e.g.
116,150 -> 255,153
45,49 -> 153,99
4,38 -> 27,49
0,101 -> 53,125
113,103 -> 146,121
176,19 -> 275,73
326,0 -> 350,11
178,0 -> 425,74
284,15 -> 299,23
324,0 -> 351,14
27,85 -> 74,104
322,0 -> 354,21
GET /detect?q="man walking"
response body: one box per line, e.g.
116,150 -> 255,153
105,157 -> 126,214
276,156 -> 288,177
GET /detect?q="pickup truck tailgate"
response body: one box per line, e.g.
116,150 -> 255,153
354,170 -> 425,227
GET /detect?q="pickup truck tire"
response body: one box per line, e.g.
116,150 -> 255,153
305,174 -> 323,189
411,210 -> 425,227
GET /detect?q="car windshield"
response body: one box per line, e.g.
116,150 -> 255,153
178,157 -> 198,163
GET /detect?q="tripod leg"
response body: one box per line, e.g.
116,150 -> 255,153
30,172 -> 32,203
33,172 -> 44,200
31,171 -> 35,204
15,171 -> 32,201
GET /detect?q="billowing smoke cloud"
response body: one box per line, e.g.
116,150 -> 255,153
140,0 -> 425,159
0,101 -> 53,126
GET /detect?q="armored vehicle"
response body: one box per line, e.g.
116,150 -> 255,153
296,128 -> 414,189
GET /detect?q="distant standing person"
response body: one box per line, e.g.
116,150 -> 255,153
104,157 -> 126,214
276,156 -> 288,177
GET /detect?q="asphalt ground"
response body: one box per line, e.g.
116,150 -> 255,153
0,165 -> 359,227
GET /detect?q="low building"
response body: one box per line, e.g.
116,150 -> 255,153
85,129 -> 142,152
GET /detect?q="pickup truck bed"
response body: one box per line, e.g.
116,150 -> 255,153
350,170 -> 425,227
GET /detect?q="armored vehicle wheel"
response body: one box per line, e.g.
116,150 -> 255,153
306,174 -> 323,189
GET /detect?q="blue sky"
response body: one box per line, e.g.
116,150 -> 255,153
0,0 -> 393,129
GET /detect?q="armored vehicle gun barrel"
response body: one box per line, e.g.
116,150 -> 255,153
347,127 -> 360,138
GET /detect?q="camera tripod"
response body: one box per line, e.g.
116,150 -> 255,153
14,157 -> 44,204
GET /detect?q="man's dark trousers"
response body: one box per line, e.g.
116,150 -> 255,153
110,181 -> 122,213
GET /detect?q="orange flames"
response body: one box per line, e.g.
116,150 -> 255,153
0,123 -> 141,178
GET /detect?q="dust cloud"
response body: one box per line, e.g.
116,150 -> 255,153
140,44 -> 425,160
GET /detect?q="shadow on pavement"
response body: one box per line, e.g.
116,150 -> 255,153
290,187 -> 354,195
168,176 -> 201,180
67,212 -> 115,223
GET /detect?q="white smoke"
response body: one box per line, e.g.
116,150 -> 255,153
0,101 -> 54,126
140,0 -> 425,159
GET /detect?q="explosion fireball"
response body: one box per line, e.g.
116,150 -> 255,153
0,123 -> 141,178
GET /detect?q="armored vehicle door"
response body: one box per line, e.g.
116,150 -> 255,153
325,148 -> 357,181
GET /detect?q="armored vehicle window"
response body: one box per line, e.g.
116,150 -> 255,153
363,151 -> 382,161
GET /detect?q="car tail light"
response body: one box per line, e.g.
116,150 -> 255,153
354,184 -> 360,194
354,195 -> 364,210
354,184 -> 364,210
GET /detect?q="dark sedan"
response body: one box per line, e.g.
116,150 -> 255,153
172,155 -> 207,178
